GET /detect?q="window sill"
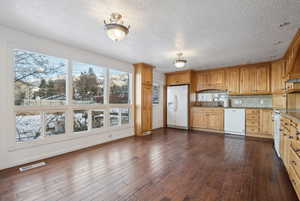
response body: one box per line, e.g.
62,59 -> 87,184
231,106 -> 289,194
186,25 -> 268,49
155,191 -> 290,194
8,124 -> 133,152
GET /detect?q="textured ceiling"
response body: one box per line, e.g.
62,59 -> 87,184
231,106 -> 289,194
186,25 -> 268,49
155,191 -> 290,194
0,0 -> 300,72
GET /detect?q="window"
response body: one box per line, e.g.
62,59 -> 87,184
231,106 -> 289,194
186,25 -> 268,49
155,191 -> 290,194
92,110 -> 104,129
13,49 -> 132,144
45,112 -> 65,136
109,69 -> 129,104
14,50 -> 67,106
110,108 -> 119,127
73,62 -> 105,104
120,108 -> 130,125
16,112 -> 42,142
73,110 -> 89,132
152,85 -> 160,104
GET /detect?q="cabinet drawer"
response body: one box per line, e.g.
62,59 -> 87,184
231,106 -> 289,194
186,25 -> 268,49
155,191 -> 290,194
247,126 -> 259,134
289,162 -> 300,198
246,109 -> 259,115
246,119 -> 259,126
290,148 -> 300,178
291,141 -> 300,154
246,114 -> 259,120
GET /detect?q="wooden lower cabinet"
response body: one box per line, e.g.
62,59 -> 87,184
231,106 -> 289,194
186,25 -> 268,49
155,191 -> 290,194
280,114 -> 300,200
191,107 -> 224,131
246,109 -> 273,138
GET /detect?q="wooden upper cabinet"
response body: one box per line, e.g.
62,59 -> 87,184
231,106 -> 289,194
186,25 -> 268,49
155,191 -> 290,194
195,71 -> 208,91
134,63 -> 153,85
209,70 -> 225,89
166,70 -> 192,86
285,29 -> 300,80
240,66 -> 256,94
239,64 -> 271,94
256,64 -> 270,93
271,60 -> 286,94
226,67 -> 240,94
142,65 -> 153,85
194,70 -> 225,91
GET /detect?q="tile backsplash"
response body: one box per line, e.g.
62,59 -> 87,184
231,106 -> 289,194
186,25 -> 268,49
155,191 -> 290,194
230,95 -> 272,108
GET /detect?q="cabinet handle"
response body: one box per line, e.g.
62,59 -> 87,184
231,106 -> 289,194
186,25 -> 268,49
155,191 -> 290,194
289,136 -> 294,139
292,160 -> 297,166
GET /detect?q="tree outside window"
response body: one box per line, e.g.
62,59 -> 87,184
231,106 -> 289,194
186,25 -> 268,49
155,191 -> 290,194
72,62 -> 105,104
14,50 -> 67,106
73,110 -> 89,132
109,70 -> 129,104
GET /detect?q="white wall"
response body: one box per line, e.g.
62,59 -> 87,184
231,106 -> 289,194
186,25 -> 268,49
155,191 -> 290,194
152,70 -> 165,129
0,25 -> 135,170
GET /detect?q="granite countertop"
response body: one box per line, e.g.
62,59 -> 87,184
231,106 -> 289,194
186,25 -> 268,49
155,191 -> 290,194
191,105 -> 273,110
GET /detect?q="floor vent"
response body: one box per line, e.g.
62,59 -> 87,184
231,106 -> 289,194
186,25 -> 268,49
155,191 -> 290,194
19,162 -> 46,172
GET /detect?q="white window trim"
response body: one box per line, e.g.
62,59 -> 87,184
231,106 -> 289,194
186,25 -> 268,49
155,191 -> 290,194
8,45 -> 134,151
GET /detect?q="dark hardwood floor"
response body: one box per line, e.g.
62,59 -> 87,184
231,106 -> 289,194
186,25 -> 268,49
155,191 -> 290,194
0,128 -> 298,201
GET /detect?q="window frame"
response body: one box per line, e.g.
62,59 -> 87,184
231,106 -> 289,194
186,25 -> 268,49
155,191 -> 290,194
9,46 -> 133,150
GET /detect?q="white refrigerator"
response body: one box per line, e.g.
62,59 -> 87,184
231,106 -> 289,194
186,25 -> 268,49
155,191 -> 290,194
167,85 -> 188,129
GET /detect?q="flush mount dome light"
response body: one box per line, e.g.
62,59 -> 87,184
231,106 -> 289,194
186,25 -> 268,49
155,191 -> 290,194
104,13 -> 130,42
174,53 -> 187,68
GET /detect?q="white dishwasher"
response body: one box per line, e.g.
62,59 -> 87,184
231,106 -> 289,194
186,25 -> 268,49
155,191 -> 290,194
224,108 -> 245,135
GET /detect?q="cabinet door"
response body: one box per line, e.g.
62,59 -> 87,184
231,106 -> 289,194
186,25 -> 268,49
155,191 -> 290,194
240,67 -> 256,94
196,72 -> 207,91
207,112 -> 224,131
272,94 -> 286,109
142,67 -> 153,85
226,68 -> 240,94
260,110 -> 273,137
271,60 -> 286,93
142,85 -> 152,131
210,70 -> 225,89
191,109 -> 207,129
256,65 -> 270,93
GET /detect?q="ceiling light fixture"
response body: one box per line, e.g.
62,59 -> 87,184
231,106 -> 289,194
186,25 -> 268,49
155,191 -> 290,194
104,13 -> 130,42
174,53 -> 187,68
